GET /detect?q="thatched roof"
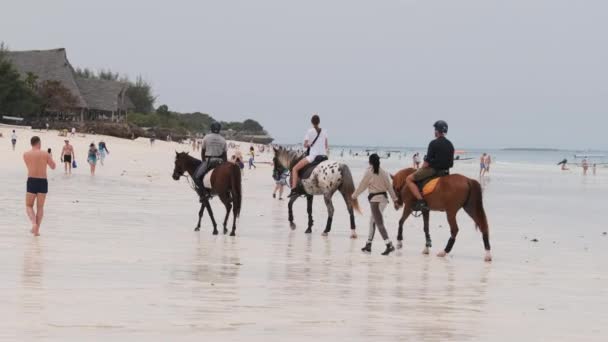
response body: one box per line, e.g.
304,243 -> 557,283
5,48 -> 87,108
76,77 -> 130,112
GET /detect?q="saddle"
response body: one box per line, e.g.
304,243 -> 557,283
298,156 -> 328,180
201,159 -> 224,190
291,156 -> 328,195
416,170 -> 450,196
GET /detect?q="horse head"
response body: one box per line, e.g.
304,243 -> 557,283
173,151 -> 190,180
391,168 -> 416,198
274,146 -> 303,170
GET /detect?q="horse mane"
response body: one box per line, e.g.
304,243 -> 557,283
392,168 -> 416,192
274,146 -> 305,170
177,152 -> 202,168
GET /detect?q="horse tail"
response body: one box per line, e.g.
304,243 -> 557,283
340,164 -> 362,214
230,164 -> 242,218
465,179 -> 488,233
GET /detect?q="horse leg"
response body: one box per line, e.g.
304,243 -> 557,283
339,190 -> 357,239
195,203 -> 205,232
464,206 -> 492,262
305,195 -> 314,234
222,196 -> 232,235
438,210 -> 459,258
231,204 -> 238,237
322,193 -> 335,237
422,210 -> 432,255
396,208 -> 412,249
205,200 -> 219,235
288,196 -> 297,230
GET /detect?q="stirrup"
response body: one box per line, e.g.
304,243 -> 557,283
412,200 -> 429,212
288,189 -> 300,198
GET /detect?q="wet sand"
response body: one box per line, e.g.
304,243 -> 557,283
1,127 -> 607,341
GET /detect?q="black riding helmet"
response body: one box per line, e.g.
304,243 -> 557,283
210,122 -> 221,134
433,120 -> 448,134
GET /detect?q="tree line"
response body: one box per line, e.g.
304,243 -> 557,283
0,42 -> 267,136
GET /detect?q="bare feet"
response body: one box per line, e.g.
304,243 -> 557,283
437,250 -> 447,258
422,247 -> 430,255
30,224 -> 40,236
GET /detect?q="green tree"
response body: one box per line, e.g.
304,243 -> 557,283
242,119 -> 264,132
75,67 -> 95,79
24,72 -> 38,90
156,104 -> 169,115
0,54 -> 41,117
98,69 -> 120,81
126,76 -> 156,113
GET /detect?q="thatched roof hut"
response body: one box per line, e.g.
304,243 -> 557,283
76,77 -> 133,121
6,48 -> 135,122
5,48 -> 87,109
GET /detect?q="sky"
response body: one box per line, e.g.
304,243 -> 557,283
1,0 -> 607,149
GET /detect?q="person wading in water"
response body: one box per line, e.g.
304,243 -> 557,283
352,153 -> 401,255
406,120 -> 455,211
193,122 -> 227,200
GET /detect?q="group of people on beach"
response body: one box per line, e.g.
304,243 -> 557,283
267,115 -> 455,255
18,134 -> 111,236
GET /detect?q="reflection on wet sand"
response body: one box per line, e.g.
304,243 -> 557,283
20,239 -> 46,339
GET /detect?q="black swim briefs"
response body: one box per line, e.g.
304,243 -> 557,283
63,155 -> 72,163
27,177 -> 48,194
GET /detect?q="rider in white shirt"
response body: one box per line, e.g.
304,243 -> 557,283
289,114 -> 328,198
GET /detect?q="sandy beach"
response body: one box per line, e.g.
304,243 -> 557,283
1,126 -> 607,341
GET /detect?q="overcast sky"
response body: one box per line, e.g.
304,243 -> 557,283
2,0 -> 607,149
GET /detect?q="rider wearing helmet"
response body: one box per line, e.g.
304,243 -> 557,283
406,120 -> 454,211
193,122 -> 228,200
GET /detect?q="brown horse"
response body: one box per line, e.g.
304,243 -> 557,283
172,152 -> 242,236
392,168 -> 492,262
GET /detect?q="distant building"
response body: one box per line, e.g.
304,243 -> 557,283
5,48 -> 133,122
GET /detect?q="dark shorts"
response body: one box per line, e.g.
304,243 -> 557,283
11,139 -> 16,145
27,177 -> 48,194
64,155 -> 72,163
411,167 -> 437,182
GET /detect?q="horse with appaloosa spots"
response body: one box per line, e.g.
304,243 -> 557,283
274,147 -> 361,238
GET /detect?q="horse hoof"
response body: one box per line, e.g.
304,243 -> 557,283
484,252 -> 493,262
213,231 -> 219,236
230,232 -> 236,237
422,247 -> 430,255
305,228 -> 312,234
322,232 -> 328,237
350,232 -> 357,239
224,230 -> 228,235
194,228 -> 200,232
437,251 -> 447,258
290,222 -> 296,230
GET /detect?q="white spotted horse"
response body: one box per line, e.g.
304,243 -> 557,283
274,147 -> 361,238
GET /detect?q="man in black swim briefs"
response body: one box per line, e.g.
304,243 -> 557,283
23,136 -> 56,236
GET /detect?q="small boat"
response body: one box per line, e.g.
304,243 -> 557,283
454,150 -> 474,161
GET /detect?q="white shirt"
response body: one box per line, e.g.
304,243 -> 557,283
11,133 -> 17,140
304,128 -> 328,156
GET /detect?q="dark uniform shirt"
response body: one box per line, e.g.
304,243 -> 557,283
424,136 -> 454,170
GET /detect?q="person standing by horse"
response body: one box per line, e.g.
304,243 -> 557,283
193,122 -> 227,200
352,154 -> 401,255
272,156 -> 289,200
289,114 -> 328,198
406,120 -> 454,211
